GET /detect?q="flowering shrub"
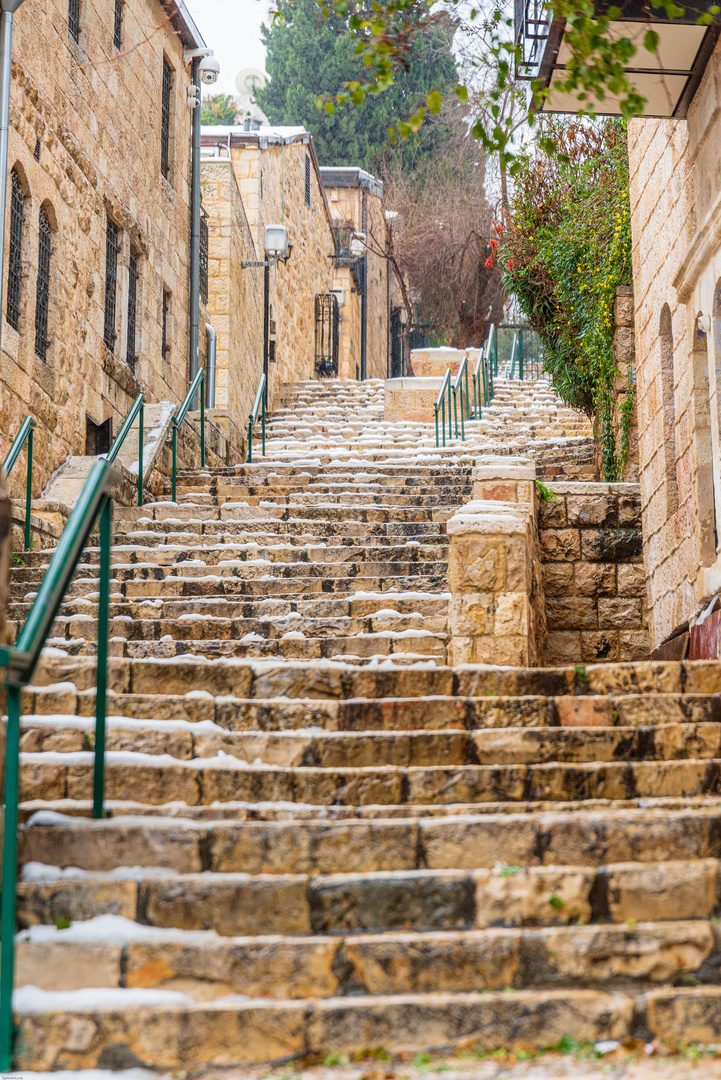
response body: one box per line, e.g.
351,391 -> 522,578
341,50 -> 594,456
500,118 -> 633,480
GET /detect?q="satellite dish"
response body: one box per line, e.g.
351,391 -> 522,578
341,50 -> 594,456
235,68 -> 268,100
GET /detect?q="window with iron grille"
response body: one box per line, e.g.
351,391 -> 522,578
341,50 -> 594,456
162,289 -> 170,359
7,170 -> 24,331
160,58 -> 172,180
314,294 -> 339,378
305,153 -> 311,208
35,208 -> 51,361
127,248 -> 138,369
33,137 -> 40,162
199,206 -> 209,305
68,0 -> 80,42
104,218 -> 120,351
113,0 -> 123,48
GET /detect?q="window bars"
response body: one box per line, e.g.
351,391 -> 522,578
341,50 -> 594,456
161,58 -> 172,179
34,208 -> 51,361
127,249 -> 138,370
68,0 -> 80,42
305,153 -> 311,208
103,219 -> 120,351
7,170 -> 23,331
162,289 -> 170,359
199,206 -> 209,305
314,293 -> 339,378
113,0 -> 123,48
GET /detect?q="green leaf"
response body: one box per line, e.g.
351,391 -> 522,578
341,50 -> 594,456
549,895 -> 564,909
643,28 -> 660,53
426,89 -> 442,113
454,84 -> 468,102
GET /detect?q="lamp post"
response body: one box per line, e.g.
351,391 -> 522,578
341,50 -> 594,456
0,0 -> 25,357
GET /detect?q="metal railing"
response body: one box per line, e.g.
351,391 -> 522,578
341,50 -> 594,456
433,368 -> 453,448
0,456 -> 120,1071
171,367 -> 205,502
452,355 -> 467,441
472,325 -> 497,420
107,392 -> 144,506
247,372 -> 266,463
3,416 -> 35,550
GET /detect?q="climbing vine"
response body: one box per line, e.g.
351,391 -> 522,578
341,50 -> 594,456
500,118 -> 634,480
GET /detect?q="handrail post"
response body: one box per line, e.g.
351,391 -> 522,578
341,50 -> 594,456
200,373 -> 206,469
93,496 -> 112,820
24,426 -> 32,551
465,362 -> 470,420
138,403 -> 144,507
452,380 -> 458,439
262,392 -> 266,457
171,424 -> 177,503
247,420 -> 253,464
447,377 -> 452,442
0,682 -> 21,1071
441,398 -> 446,447
434,405 -> 439,448
460,381 -> 465,440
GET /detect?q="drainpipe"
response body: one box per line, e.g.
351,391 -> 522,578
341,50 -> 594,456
188,55 -> 201,401
360,188 -> 368,381
205,322 -> 216,408
263,261 -> 270,402
0,0 -> 24,357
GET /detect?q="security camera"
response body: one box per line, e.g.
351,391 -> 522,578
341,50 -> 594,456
199,54 -> 220,85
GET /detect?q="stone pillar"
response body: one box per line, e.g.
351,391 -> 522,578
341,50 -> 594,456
447,458 -> 546,667
612,285 -> 638,481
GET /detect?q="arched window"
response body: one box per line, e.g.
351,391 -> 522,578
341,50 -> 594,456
659,303 -> 678,515
7,169 -> 24,331
34,207 -> 52,361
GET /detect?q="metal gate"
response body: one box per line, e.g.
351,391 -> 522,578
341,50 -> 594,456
315,293 -> 339,378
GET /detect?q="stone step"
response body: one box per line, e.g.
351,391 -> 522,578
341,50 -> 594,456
17,859 -> 719,934
20,751 -> 721,808
14,918 -> 716,998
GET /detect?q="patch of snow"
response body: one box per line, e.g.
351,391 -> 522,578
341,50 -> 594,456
13,985 -> 195,1013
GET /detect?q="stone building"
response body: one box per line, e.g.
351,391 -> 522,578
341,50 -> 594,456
200,126 -> 392,402
0,0 -> 212,498
321,166 -> 390,381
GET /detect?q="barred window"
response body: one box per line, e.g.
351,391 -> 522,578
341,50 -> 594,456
160,58 -> 172,180
199,206 -> 209,305
7,170 -> 24,331
68,0 -> 80,41
162,289 -> 170,359
103,219 -> 120,351
113,0 -> 123,49
33,138 -> 40,163
305,153 -> 311,208
127,249 -> 138,370
35,208 -> 51,361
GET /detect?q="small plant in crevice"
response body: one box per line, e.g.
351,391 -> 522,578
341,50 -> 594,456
535,480 -> 557,502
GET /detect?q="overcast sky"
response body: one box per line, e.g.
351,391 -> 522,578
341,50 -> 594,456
186,0 -> 272,97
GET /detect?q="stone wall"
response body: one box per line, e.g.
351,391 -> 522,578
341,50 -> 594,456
384,377 -> 442,424
539,483 -> 648,664
611,286 -> 639,482
1,0 -> 203,503
627,42 -> 721,652
201,159 -> 263,456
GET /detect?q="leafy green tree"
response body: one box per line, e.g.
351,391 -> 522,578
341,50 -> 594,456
201,93 -> 240,126
256,0 -> 458,169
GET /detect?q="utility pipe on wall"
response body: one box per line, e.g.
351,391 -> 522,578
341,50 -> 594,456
0,0 -> 25,357
205,322 -> 216,408
188,55 -> 201,400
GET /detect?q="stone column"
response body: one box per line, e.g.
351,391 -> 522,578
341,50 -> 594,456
447,457 -> 546,667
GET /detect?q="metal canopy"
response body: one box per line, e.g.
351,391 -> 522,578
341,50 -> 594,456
516,0 -> 721,117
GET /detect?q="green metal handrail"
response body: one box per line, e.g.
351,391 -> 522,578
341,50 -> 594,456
509,332 -> 519,380
107,392 -> 145,506
0,456 -> 119,1071
3,417 -> 36,550
452,356 -> 466,441
171,368 -> 205,502
472,346 -> 485,421
433,368 -> 453,448
247,372 -> 266,463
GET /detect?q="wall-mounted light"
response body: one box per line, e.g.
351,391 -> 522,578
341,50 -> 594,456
349,232 -> 365,258
265,224 -> 289,260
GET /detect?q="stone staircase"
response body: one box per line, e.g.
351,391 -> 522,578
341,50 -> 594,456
8,378 -> 721,1071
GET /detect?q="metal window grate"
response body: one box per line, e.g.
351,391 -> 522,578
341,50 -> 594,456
103,219 -> 120,351
113,0 -> 123,48
127,248 -> 138,370
314,293 -> 339,377
7,170 -> 24,331
305,153 -> 311,208
162,289 -> 170,359
199,206 -> 209,305
68,0 -> 80,42
33,137 -> 40,162
35,208 -> 51,361
161,58 -> 172,179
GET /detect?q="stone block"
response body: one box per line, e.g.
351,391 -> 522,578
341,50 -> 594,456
538,498 -> 567,528
542,563 -> 574,596
309,871 -> 474,933
574,562 -> 617,597
619,629 -> 651,660
544,631 -> 582,666
449,592 -> 495,637
606,859 -> 719,922
581,631 -> 620,663
474,866 -> 595,927
566,495 -> 617,527
617,563 -> 647,597
598,597 -> 643,629
581,528 -> 643,563
539,529 -> 581,561
555,695 -> 614,727
546,597 -> 598,631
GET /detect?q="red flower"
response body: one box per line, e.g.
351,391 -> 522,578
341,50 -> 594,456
485,256 -> 493,268
506,258 -> 514,271
489,238 -> 499,248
